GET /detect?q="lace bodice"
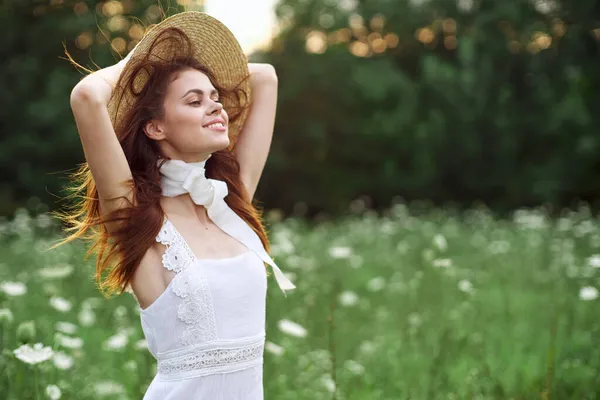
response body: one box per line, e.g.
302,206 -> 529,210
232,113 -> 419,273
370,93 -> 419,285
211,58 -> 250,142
139,218 -> 268,382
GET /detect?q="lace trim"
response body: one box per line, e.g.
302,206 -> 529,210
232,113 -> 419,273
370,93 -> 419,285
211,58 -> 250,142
155,219 -> 218,345
157,338 -> 264,379
173,267 -> 218,344
156,219 -> 196,273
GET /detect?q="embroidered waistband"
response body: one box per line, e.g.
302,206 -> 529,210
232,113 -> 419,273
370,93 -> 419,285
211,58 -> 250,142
156,334 -> 265,381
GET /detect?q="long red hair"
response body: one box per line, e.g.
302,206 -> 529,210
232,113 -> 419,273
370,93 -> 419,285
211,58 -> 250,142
54,27 -> 271,297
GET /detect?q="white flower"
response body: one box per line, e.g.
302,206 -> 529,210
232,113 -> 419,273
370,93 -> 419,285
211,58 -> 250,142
45,384 -> 62,400
513,210 -> 547,229
489,240 -> 511,254
50,297 -> 72,313
396,241 -> 409,254
432,258 -> 453,268
457,0 -> 474,13
328,246 -> 352,259
0,308 -> 14,324
271,233 -> 295,256
586,255 -> 600,268
339,0 -> 358,12
123,360 -> 137,371
359,340 -> 377,355
458,279 -> 474,294
278,319 -> 307,338
38,264 -> 74,279
113,305 -> 128,319
321,374 -> 336,393
344,359 -> 365,375
557,217 -> 572,232
13,343 -> 54,364
134,339 -> 148,351
433,234 -> 447,251
55,321 -> 77,335
408,313 -> 422,327
422,248 -> 435,261
338,290 -> 359,307
81,297 -> 102,309
380,221 -> 396,235
0,281 -> 27,296
93,381 -> 126,396
103,332 -> 128,351
579,286 -> 599,301
367,277 -> 386,292
78,308 -> 96,327
52,351 -> 74,370
56,333 -> 83,349
36,213 -> 52,229
265,341 -> 285,356
533,0 -> 559,14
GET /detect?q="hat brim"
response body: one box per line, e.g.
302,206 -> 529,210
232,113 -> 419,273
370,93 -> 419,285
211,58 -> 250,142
107,11 -> 251,149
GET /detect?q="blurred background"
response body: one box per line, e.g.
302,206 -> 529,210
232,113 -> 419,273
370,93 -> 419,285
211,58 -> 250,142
2,1 -> 600,399
1,0 -> 599,218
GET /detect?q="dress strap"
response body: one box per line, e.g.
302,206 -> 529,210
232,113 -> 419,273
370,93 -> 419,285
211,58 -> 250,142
156,218 -> 196,273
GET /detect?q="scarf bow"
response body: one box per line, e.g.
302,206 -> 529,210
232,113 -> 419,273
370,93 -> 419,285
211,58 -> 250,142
158,157 -> 296,294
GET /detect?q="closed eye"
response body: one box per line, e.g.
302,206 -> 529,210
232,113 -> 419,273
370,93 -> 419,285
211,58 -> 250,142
190,99 -> 220,105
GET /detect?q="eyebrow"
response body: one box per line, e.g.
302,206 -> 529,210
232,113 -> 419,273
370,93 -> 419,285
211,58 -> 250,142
180,89 -> 219,99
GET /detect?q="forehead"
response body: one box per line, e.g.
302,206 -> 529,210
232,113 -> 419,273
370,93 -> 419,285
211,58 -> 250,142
167,68 -> 216,95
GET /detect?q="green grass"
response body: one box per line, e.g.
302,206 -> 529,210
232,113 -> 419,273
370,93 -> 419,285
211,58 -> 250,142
1,204 -> 599,399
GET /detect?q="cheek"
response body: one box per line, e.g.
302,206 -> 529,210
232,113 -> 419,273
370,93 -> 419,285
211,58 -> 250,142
166,106 -> 204,128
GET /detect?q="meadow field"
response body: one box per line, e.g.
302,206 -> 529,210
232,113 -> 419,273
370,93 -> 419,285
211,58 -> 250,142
0,202 -> 599,399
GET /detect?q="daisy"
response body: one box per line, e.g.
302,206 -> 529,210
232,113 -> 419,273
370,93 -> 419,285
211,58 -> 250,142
278,319 -> 307,338
14,343 -> 54,364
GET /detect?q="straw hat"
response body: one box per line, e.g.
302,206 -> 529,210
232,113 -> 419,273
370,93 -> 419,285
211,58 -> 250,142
107,11 -> 251,148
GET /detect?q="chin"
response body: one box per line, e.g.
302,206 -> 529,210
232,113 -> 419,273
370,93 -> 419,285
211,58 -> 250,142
216,135 -> 230,150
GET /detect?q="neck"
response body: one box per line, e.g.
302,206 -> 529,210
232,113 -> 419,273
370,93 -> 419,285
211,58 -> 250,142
160,195 -> 212,225
160,151 -> 212,164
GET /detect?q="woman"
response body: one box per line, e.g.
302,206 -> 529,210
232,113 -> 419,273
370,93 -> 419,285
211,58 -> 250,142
61,11 -> 295,399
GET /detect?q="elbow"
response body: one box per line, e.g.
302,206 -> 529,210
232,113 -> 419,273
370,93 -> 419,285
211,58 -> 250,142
261,64 -> 278,83
70,83 -> 105,110
249,63 -> 278,87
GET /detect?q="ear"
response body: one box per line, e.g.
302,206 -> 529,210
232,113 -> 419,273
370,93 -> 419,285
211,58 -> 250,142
143,120 -> 166,140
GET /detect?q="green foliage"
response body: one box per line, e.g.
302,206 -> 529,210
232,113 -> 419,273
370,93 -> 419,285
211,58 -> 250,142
1,206 -> 600,398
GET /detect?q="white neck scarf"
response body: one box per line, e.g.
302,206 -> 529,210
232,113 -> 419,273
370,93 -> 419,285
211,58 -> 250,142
158,156 -> 296,295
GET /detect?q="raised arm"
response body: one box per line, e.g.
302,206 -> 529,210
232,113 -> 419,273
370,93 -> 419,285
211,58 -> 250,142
233,63 -> 278,201
69,57 -> 135,221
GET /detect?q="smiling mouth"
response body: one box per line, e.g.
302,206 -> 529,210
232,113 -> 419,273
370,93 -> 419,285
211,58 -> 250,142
204,122 -> 227,131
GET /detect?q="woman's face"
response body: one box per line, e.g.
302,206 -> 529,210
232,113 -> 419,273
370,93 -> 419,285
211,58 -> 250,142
150,68 -> 230,162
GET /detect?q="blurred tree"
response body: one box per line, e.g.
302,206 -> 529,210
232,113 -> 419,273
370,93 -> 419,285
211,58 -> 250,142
0,0 -> 599,217
257,0 -> 600,215
0,0 -> 187,214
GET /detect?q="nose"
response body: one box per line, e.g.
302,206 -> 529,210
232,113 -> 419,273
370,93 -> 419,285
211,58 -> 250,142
207,99 -> 223,115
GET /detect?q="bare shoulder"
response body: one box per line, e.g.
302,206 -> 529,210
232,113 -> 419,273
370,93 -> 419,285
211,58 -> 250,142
129,245 -> 175,310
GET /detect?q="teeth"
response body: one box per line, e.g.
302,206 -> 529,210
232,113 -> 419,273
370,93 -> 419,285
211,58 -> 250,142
206,122 -> 224,129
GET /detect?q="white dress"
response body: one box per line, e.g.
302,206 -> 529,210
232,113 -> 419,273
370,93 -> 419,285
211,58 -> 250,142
138,218 -> 268,399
